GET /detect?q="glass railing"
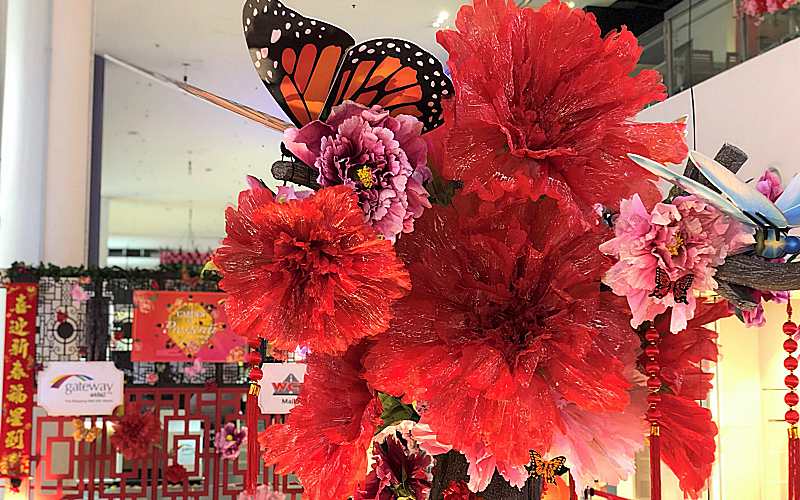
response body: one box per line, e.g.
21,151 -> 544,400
644,0 -> 800,95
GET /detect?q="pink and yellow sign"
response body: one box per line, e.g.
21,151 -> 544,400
132,291 -> 245,362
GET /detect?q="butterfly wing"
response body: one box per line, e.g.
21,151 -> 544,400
243,0 -> 355,127
324,38 -> 453,131
688,150 -> 789,227
627,154 -> 752,225
649,268 -> 673,299
673,274 -> 695,304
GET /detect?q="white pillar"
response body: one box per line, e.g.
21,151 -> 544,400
0,0 -> 94,269
43,0 -> 94,265
0,0 -> 51,267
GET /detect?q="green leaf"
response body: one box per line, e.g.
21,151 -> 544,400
377,392 -> 420,432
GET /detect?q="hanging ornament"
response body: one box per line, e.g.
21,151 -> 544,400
785,300 -> 800,500
245,337 -> 263,493
644,324 -> 662,500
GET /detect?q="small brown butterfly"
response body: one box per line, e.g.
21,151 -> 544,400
528,450 -> 568,485
649,267 -> 694,304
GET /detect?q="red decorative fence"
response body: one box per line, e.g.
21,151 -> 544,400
32,386 -> 303,499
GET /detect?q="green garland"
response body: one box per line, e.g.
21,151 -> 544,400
4,261 -> 221,283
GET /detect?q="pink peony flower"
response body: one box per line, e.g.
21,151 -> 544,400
214,422 -> 247,460
756,168 -> 783,201
600,194 -> 752,333
284,101 -> 432,241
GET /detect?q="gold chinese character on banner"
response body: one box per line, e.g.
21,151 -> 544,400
13,294 -> 30,315
8,361 -> 26,381
8,317 -> 29,337
5,407 -> 25,428
4,429 -> 24,450
9,338 -> 29,359
6,384 -> 27,404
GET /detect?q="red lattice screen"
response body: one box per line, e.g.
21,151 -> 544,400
31,386 -> 303,499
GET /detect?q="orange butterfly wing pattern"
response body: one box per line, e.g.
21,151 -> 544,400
243,0 -> 354,127
325,39 -> 453,131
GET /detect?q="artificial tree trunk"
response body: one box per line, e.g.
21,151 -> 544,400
428,451 -> 543,500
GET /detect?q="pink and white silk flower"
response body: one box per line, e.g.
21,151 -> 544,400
600,194 -> 752,333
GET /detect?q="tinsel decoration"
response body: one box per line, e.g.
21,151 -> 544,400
785,300 -> 800,500
644,325 -> 662,500
245,337 -> 263,493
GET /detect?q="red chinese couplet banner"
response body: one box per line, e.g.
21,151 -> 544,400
0,284 -> 37,479
132,291 -> 245,362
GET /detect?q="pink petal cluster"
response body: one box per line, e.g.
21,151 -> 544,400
600,194 -> 752,332
237,485 -> 283,500
741,0 -> 796,18
551,390 -> 648,486
284,101 -> 432,241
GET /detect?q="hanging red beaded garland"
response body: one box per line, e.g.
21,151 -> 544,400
644,324 -> 662,500
245,337 -> 264,493
784,300 -> 800,500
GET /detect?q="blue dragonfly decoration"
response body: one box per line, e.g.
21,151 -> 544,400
628,150 -> 800,261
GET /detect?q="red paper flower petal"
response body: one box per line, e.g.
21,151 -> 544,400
437,0 -> 686,208
364,194 -> 639,468
659,394 -> 718,499
214,185 -> 411,355
260,343 -> 382,500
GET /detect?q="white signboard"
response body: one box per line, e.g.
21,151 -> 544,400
258,362 -> 307,414
37,361 -> 124,416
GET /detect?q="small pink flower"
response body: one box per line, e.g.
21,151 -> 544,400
600,194 -> 752,333
237,485 -> 282,500
756,168 -> 784,201
145,372 -> 159,385
215,422 -> 247,461
284,101 -> 432,241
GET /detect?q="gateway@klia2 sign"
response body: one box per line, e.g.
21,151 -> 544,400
37,361 -> 124,416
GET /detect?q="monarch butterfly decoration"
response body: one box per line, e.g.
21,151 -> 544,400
649,268 -> 695,304
528,450 -> 569,485
242,0 -> 452,131
105,0 -> 452,144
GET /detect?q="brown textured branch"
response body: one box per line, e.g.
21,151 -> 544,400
717,253 -> 800,291
271,160 -> 320,190
714,278 -> 759,311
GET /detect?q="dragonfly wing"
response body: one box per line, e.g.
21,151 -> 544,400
776,174 -> 800,212
689,150 -> 788,227
627,154 -> 753,225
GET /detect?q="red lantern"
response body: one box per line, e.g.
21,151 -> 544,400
785,301 -> 800,500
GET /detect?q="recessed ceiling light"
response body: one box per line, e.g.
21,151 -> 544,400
432,10 -> 450,28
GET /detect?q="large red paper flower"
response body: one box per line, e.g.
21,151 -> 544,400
437,0 -> 686,208
260,343 -> 382,500
214,185 -> 411,355
364,194 -> 640,474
